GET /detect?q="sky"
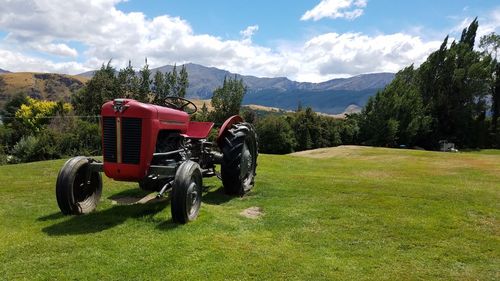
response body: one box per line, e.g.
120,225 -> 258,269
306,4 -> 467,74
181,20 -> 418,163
0,0 -> 499,82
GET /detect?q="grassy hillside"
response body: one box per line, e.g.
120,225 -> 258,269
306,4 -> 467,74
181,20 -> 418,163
0,72 -> 87,107
0,146 -> 498,280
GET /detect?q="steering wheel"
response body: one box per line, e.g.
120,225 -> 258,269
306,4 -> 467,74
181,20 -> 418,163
163,97 -> 197,114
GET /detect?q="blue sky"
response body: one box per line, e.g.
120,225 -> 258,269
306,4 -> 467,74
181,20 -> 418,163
116,1 -> 489,42
0,0 -> 499,82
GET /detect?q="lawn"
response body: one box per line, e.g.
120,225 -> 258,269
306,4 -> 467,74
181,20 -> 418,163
0,146 -> 498,280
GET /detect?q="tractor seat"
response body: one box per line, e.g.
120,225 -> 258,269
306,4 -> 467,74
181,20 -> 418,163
182,121 -> 214,139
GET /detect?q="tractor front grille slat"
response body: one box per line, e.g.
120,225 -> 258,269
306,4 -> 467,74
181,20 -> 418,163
121,117 -> 142,164
102,117 -> 117,162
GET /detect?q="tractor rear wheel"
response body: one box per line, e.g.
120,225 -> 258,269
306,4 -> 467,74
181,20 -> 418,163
56,156 -> 102,215
171,160 -> 203,224
221,122 -> 258,196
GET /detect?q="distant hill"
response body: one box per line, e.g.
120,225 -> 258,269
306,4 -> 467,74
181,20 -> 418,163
77,70 -> 97,78
0,72 -> 87,107
0,68 -> 10,74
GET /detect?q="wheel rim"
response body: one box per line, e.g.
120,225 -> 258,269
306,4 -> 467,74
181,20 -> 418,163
240,140 -> 254,186
73,168 -> 97,207
186,181 -> 201,218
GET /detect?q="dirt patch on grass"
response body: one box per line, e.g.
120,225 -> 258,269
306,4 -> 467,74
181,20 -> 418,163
240,206 -> 264,219
109,193 -> 167,205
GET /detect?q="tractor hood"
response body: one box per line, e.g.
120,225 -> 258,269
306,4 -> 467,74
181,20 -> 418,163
101,98 -> 189,121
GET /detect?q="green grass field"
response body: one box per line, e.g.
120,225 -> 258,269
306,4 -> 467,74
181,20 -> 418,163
0,146 -> 498,280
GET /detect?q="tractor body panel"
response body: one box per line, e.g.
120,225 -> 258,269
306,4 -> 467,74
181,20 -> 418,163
182,121 -> 214,139
100,99 -> 189,181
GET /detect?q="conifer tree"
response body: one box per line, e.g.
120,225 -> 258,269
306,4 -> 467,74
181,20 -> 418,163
137,58 -> 151,102
117,60 -> 139,99
211,76 -> 246,123
178,65 -> 189,98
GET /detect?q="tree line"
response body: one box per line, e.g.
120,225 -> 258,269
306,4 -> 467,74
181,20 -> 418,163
72,60 -> 189,116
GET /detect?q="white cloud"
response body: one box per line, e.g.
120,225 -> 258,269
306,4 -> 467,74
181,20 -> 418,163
0,48 -> 87,74
478,8 -> 500,38
32,43 -> 78,57
290,32 -> 441,82
240,25 -> 259,42
0,0 -> 465,82
449,8 -> 500,47
301,0 -> 368,21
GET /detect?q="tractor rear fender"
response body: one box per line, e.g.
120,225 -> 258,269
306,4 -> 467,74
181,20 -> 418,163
217,115 -> 243,148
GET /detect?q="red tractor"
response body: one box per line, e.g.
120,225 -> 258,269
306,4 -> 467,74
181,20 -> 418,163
55,97 -> 258,223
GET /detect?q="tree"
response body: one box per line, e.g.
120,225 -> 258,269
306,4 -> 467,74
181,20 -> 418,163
414,19 -> 491,147
480,32 -> 500,60
137,58 -> 151,102
1,93 -> 28,124
169,64 -> 178,97
340,113 -> 360,144
211,76 -> 247,124
117,60 -> 139,99
151,64 -> 189,105
152,70 -> 167,104
290,107 -> 314,150
198,102 -> 209,121
72,61 -> 119,117
479,32 -> 500,145
241,108 -> 256,124
491,61 -> 500,144
255,115 -> 296,154
178,64 -> 189,98
359,66 -> 431,147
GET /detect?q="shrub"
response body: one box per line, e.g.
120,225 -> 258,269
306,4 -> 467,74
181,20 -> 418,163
0,144 -> 7,165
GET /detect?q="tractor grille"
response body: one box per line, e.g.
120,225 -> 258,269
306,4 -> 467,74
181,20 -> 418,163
121,117 -> 142,164
102,117 -> 142,164
102,117 -> 117,162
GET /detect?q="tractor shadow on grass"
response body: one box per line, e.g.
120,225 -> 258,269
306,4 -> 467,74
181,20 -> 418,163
201,185 -> 233,205
41,185 -> 235,235
41,189 -> 175,236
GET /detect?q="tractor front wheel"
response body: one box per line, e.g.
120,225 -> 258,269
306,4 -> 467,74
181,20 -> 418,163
56,156 -> 102,215
221,122 -> 258,196
171,160 -> 203,224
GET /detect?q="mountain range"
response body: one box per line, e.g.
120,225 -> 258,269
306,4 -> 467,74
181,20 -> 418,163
157,64 -> 394,114
82,63 -> 394,114
0,68 -> 10,74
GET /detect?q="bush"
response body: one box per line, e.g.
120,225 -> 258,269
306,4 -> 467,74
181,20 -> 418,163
11,133 -> 59,163
48,116 -> 101,157
9,116 -> 101,164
